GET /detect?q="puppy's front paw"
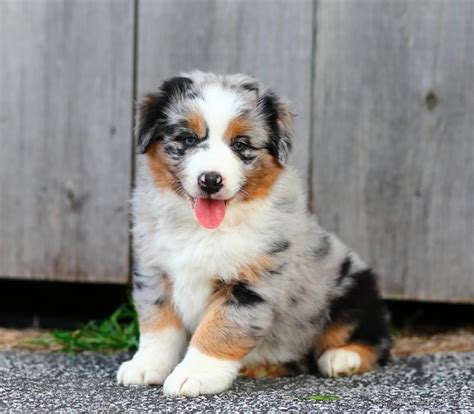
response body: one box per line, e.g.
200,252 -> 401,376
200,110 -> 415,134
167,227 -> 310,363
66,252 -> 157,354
163,348 -> 240,397
117,349 -> 171,386
317,348 -> 361,378
117,329 -> 187,386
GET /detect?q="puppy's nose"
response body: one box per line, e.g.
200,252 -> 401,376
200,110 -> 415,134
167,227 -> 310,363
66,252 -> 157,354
198,171 -> 223,194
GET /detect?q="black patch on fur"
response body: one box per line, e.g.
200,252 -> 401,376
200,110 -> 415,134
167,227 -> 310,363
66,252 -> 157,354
229,282 -> 265,306
132,267 -> 146,290
339,256 -> 352,280
268,263 -> 286,277
282,361 -> 301,376
326,269 -> 392,363
154,296 -> 165,306
133,279 -> 144,290
268,240 -> 290,255
161,76 -> 195,98
312,234 -> 331,259
241,82 -> 260,94
162,124 -> 178,136
258,92 -> 292,164
236,152 -> 257,164
309,314 -> 320,325
290,296 -> 298,305
284,352 -> 319,376
164,144 -> 186,159
250,324 -> 265,337
136,76 -> 196,153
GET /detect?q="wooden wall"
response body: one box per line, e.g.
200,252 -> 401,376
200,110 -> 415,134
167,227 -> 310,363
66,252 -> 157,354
0,0 -> 133,283
137,0 -> 314,186
312,0 -> 474,303
0,0 -> 472,302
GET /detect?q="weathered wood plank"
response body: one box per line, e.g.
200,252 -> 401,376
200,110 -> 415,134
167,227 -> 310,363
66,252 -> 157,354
0,0 -> 134,283
137,0 -> 314,187
311,0 -> 474,302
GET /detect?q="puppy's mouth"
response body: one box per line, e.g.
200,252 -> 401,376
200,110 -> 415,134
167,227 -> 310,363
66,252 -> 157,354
190,197 -> 227,229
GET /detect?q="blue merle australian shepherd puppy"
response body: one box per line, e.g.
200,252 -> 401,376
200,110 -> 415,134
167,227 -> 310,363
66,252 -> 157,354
117,71 -> 392,396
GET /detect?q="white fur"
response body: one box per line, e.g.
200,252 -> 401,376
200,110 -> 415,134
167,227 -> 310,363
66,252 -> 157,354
121,72 -> 389,396
163,347 -> 240,397
133,164 -> 344,359
182,140 -> 242,200
117,328 -> 187,386
317,348 -> 362,378
182,85 -> 245,200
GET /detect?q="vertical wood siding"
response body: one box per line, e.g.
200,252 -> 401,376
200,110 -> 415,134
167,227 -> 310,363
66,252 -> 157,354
137,0 -> 314,187
0,0 -> 134,283
311,0 -> 474,302
0,0 -> 472,302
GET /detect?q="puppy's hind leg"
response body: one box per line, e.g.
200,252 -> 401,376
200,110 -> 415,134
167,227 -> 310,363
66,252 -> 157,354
316,267 -> 391,378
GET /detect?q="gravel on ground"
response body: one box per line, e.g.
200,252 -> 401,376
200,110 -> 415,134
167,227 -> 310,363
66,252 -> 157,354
0,350 -> 472,411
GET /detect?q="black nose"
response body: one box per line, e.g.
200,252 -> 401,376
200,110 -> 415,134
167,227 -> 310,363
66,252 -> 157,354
198,171 -> 223,194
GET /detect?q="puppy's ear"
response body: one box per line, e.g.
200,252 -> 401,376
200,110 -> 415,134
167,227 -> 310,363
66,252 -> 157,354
259,92 -> 294,165
135,93 -> 161,154
135,76 -> 194,154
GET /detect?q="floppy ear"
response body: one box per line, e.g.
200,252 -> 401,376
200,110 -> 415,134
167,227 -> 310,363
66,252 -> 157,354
135,76 -> 194,154
135,93 -> 161,154
259,92 -> 294,165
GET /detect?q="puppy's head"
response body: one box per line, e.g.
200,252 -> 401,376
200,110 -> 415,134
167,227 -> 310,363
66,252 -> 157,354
136,71 -> 293,229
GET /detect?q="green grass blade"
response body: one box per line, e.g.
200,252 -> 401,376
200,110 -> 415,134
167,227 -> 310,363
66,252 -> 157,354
307,394 -> 340,401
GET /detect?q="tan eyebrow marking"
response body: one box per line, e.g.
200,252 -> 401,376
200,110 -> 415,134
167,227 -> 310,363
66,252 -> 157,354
224,116 -> 253,143
187,112 -> 206,137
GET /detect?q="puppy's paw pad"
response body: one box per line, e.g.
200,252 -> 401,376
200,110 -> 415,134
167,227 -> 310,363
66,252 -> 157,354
163,365 -> 233,397
317,348 -> 361,378
117,355 -> 169,386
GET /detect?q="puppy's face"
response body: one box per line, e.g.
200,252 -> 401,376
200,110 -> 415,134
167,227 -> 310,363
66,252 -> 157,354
136,72 -> 293,229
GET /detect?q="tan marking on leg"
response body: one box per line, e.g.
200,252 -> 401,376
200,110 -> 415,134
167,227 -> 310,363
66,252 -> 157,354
224,116 -> 253,143
240,362 -> 288,378
240,154 -> 283,201
139,277 -> 183,334
316,323 -> 354,354
140,302 -> 183,334
187,112 -> 206,137
191,296 -> 256,360
192,257 -> 274,360
340,344 -> 378,373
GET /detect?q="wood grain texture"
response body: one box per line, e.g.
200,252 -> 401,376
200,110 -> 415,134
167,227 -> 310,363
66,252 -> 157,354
311,0 -> 474,302
137,0 -> 314,187
0,0 -> 134,283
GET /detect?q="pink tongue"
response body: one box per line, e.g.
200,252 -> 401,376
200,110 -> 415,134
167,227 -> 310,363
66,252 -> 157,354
193,198 -> 226,229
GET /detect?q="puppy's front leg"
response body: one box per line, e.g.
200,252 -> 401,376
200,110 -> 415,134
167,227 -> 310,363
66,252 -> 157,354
163,283 -> 272,396
117,269 -> 187,386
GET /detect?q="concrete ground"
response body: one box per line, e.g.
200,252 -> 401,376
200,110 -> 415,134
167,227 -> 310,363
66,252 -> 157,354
0,351 -> 472,412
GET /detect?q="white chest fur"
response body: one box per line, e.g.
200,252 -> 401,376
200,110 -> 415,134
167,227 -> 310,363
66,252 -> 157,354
170,270 -> 213,332
142,197 -> 273,332
160,222 -> 265,332
133,168 -> 301,333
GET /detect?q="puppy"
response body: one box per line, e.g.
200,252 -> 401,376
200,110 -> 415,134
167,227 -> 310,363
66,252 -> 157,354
117,71 -> 391,396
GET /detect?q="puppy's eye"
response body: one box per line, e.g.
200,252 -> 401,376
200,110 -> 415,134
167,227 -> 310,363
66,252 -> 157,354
231,136 -> 250,152
183,136 -> 198,147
